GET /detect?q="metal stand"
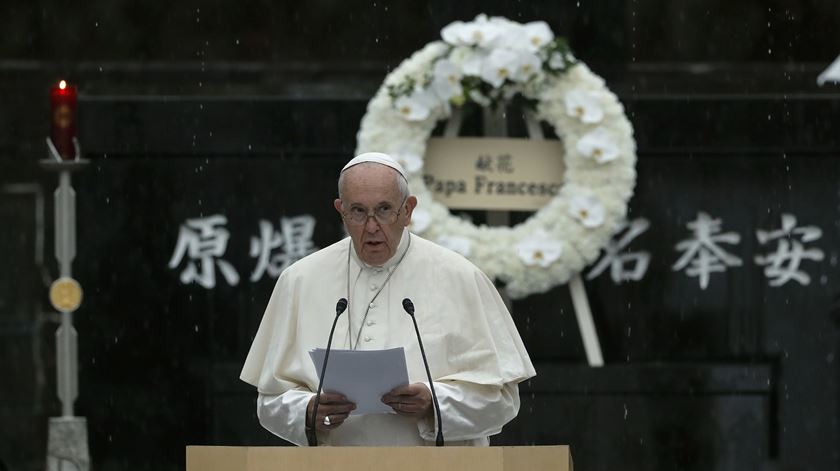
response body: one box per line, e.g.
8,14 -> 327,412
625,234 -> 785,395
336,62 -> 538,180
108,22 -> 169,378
444,105 -> 604,366
40,137 -> 91,471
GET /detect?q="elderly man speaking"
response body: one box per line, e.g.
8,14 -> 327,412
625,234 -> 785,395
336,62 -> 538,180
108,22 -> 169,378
240,152 -> 535,446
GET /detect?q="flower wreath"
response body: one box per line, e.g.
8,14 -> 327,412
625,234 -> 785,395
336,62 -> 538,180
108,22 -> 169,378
355,15 -> 637,299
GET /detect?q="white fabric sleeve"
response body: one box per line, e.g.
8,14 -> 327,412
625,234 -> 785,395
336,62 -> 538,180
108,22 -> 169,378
257,389 -> 315,446
416,380 -> 521,442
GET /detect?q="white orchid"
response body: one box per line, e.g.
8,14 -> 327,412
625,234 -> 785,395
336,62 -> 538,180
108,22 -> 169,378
483,19 -> 522,49
565,90 -> 604,123
390,149 -> 423,174
461,52 -> 487,77
523,21 -> 554,51
447,46 -> 485,78
441,15 -> 502,48
441,21 -> 469,45
436,235 -> 473,257
817,54 -> 840,86
480,48 -> 520,88
483,15 -> 519,47
409,207 -> 432,234
514,51 -> 542,82
568,194 -> 606,228
482,19 -> 553,53
394,87 -> 438,121
576,127 -> 620,163
516,231 -> 563,267
431,59 -> 463,101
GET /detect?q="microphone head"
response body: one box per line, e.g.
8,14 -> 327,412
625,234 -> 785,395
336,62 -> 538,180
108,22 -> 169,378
336,298 -> 348,315
401,298 -> 415,315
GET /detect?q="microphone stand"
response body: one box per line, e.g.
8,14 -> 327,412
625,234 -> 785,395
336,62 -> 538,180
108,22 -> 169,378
306,298 -> 347,446
402,298 -> 444,446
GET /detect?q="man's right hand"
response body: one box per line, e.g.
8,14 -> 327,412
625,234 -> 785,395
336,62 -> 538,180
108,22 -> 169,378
307,393 -> 356,431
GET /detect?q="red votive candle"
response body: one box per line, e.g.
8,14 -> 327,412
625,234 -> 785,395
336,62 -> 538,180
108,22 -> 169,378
49,80 -> 77,160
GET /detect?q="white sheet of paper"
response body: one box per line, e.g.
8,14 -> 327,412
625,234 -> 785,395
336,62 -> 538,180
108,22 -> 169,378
309,347 -> 409,415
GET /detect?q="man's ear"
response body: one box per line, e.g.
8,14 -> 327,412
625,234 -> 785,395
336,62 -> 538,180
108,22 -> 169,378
403,196 -> 418,223
334,198 -> 343,214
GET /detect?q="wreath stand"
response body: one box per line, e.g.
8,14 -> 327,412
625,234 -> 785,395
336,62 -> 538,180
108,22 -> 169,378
442,106 -> 604,367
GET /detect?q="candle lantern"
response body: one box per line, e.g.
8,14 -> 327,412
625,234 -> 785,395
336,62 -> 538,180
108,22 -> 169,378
49,80 -> 78,160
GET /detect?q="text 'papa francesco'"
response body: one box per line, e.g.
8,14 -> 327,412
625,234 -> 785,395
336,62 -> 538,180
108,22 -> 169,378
423,174 -> 561,198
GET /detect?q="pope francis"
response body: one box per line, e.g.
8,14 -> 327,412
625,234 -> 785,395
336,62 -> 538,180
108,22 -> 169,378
240,152 -> 535,446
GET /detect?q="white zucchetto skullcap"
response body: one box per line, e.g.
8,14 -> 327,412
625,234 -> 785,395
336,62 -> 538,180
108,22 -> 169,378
341,152 -> 407,180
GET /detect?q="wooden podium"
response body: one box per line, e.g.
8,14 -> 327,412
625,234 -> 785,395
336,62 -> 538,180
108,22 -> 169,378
187,446 -> 572,471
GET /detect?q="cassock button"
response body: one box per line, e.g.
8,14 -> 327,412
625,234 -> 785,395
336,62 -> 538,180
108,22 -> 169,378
366,320 -> 375,326
370,284 -> 377,291
369,302 -> 376,309
364,336 -> 372,342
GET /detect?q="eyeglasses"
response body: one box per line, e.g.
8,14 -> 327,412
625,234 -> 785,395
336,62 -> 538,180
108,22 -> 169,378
342,197 -> 407,226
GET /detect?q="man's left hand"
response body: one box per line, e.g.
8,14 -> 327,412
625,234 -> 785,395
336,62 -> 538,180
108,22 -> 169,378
382,382 -> 433,418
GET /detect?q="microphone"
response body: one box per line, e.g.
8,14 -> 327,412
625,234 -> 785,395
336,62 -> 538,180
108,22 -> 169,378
402,298 -> 444,446
307,298 -> 348,446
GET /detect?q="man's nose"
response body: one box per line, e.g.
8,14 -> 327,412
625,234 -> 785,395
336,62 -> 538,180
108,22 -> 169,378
364,215 -> 381,232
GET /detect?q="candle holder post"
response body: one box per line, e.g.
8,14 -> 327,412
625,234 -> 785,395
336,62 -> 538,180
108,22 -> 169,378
40,137 -> 90,471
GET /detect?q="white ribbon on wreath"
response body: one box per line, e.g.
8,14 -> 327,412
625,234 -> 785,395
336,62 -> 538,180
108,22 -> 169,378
355,14 -> 637,301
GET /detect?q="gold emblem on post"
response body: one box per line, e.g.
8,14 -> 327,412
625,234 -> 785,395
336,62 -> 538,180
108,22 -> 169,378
49,277 -> 83,312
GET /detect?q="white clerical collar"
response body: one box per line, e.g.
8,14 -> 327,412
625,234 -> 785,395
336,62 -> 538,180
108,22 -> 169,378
349,228 -> 411,271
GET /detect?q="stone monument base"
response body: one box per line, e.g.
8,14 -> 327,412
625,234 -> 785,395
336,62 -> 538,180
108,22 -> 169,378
47,417 -> 89,471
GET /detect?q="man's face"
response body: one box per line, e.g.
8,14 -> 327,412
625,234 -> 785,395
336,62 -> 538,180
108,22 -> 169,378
334,164 -> 416,266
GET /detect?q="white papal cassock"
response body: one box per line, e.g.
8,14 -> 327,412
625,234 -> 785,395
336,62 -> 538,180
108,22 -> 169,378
240,229 -> 536,446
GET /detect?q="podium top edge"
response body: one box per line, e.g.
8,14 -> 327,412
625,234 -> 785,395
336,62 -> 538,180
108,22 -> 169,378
185,445 -> 570,450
